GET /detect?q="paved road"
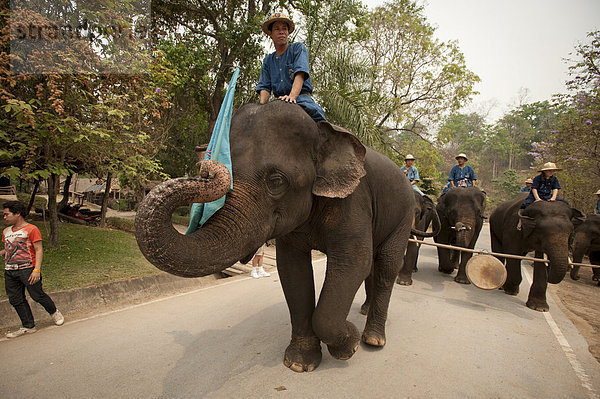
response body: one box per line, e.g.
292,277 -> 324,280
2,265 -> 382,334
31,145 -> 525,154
2,226 -> 600,398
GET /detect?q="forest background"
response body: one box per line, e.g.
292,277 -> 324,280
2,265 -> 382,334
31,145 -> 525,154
1,0 -> 599,248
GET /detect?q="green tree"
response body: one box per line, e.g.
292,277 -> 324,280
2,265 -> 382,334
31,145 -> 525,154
548,31 -> 600,212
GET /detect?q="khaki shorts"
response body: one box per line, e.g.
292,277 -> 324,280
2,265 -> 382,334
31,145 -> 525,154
255,244 -> 265,256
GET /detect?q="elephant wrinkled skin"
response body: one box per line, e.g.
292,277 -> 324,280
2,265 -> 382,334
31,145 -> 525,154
490,193 -> 585,311
434,187 -> 486,284
570,214 -> 600,285
396,192 -> 441,285
135,101 -> 418,372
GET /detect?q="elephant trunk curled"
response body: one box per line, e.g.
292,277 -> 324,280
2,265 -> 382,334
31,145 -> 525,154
135,162 -> 269,278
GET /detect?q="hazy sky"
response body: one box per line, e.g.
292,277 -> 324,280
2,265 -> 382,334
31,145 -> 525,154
361,0 -> 600,121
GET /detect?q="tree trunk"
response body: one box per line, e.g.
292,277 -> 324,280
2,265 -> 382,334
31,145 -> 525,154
58,174 -> 73,210
26,179 -> 40,216
100,172 -> 112,228
47,174 -> 60,248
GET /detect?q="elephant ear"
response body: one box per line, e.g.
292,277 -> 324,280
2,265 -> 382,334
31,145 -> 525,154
571,208 -> 586,227
312,121 -> 367,198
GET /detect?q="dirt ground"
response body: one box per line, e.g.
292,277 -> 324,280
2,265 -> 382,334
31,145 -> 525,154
550,265 -> 600,363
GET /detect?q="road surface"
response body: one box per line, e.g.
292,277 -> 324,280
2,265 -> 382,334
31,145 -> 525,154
1,226 -> 599,398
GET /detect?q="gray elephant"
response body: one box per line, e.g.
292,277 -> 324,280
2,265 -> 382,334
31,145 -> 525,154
490,193 -> 585,311
397,192 -> 441,285
135,101 -> 429,373
434,186 -> 486,284
570,214 -> 600,285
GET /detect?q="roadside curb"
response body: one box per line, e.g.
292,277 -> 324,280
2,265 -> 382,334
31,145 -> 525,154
0,272 -> 222,331
0,244 -> 281,332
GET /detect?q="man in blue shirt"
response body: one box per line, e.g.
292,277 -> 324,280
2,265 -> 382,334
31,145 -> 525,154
400,154 -> 424,195
256,11 -> 326,122
595,189 -> 600,215
520,178 -> 533,193
448,153 -> 477,188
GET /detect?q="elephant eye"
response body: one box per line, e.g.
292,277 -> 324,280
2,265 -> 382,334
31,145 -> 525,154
267,171 -> 289,195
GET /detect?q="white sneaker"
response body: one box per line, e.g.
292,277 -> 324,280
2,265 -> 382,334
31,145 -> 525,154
52,310 -> 64,326
250,269 -> 260,279
258,267 -> 270,277
6,327 -> 37,338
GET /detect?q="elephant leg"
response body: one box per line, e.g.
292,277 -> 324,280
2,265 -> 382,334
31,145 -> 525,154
455,250 -> 472,284
570,265 -> 581,281
450,249 -> 460,270
276,239 -> 322,372
360,272 -> 374,315
503,257 -> 522,295
312,241 -> 372,361
591,252 -> 600,282
364,226 -> 409,347
526,252 -> 549,312
438,246 -> 453,274
397,239 -> 416,285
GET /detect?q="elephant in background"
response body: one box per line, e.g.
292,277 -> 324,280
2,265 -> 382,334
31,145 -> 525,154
434,187 -> 486,284
135,101 -> 429,373
570,214 -> 600,285
490,193 -> 585,311
397,192 -> 441,285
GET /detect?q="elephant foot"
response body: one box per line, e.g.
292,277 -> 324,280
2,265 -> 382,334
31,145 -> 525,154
359,303 -> 369,315
570,269 -> 580,280
361,328 -> 386,347
396,275 -> 413,286
526,298 -> 549,312
283,336 -> 322,373
439,266 -> 454,275
454,275 -> 471,284
326,324 -> 361,360
502,285 -> 519,296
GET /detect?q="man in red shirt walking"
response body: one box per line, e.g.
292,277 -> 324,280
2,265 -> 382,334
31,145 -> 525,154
2,200 -> 64,338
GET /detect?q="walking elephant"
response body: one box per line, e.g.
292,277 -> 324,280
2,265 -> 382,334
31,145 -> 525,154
397,192 -> 441,285
490,193 -> 585,311
570,214 -> 600,285
434,186 -> 486,284
135,101 -> 429,373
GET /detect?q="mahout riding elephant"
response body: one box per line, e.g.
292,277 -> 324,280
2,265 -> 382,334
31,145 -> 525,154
490,192 -> 585,311
397,192 -> 441,285
135,101 -> 430,373
570,214 -> 600,285
434,186 -> 486,284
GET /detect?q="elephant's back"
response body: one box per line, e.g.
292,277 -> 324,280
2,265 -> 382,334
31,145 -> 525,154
490,192 -> 528,231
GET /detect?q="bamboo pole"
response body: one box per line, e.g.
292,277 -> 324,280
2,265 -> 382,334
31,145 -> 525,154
408,238 -> 597,269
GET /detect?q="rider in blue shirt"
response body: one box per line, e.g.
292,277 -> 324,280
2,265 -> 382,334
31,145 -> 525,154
257,12 -> 326,122
517,162 -> 566,230
595,189 -> 600,214
400,154 -> 424,195
448,153 -> 477,189
520,178 -> 533,193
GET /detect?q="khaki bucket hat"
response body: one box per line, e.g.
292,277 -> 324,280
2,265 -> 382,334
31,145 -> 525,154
537,162 -> 562,172
455,153 -> 468,161
595,189 -> 600,195
525,178 -> 533,184
262,11 -> 295,34
405,154 -> 416,160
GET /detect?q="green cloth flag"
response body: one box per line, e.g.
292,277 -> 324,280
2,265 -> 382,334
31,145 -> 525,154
185,67 -> 239,234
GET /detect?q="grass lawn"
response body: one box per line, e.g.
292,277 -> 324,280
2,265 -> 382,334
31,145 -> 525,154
0,218 -> 161,299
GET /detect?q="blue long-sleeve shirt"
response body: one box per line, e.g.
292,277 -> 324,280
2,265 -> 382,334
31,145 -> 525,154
256,42 -> 326,121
